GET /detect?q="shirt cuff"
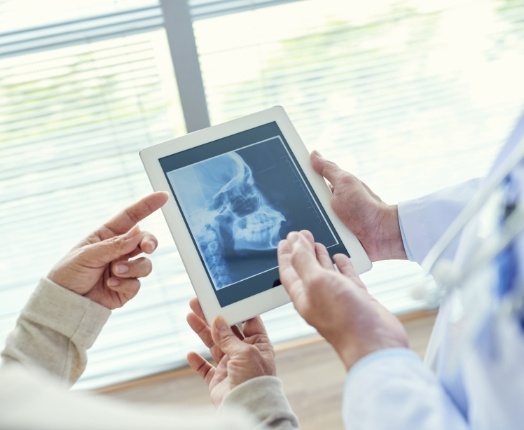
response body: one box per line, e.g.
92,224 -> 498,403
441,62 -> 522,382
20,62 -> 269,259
222,376 -> 298,427
346,348 -> 422,383
397,211 -> 416,262
344,348 -> 422,411
397,179 -> 480,265
398,199 -> 435,264
20,278 -> 111,349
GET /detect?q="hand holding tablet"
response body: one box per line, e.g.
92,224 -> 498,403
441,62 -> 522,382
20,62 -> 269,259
140,106 -> 371,325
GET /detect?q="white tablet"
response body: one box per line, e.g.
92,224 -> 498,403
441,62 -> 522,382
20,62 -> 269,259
140,106 -> 371,325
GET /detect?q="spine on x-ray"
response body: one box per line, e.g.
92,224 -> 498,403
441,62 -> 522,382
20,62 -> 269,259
197,225 -> 231,289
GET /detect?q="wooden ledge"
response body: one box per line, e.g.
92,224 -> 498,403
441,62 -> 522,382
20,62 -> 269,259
96,308 -> 436,394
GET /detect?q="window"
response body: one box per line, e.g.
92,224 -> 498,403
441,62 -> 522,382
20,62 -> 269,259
1,0 -> 523,388
0,0 -> 187,388
191,0 -> 524,309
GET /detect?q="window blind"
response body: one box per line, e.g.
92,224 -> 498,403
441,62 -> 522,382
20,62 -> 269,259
188,0 -> 298,20
2,0 -> 524,390
0,6 -> 163,57
0,0 -> 192,389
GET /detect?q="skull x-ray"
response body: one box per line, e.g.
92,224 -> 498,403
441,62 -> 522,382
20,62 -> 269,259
168,151 -> 286,289
166,135 -> 337,293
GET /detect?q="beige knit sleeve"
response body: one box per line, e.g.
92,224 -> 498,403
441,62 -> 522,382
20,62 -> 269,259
0,364 -> 261,430
222,376 -> 300,429
0,279 -> 300,430
1,278 -> 110,384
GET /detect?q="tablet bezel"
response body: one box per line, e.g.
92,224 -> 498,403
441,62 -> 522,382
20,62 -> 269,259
140,106 -> 371,325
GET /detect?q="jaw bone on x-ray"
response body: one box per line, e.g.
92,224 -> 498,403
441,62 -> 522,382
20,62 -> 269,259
170,152 -> 286,290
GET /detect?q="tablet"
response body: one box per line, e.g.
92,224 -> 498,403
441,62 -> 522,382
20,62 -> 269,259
140,106 -> 371,325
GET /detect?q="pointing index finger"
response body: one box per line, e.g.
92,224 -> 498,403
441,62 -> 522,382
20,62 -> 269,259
99,192 -> 168,238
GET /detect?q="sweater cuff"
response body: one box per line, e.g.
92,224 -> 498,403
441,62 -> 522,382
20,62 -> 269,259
222,376 -> 298,426
20,278 -> 111,349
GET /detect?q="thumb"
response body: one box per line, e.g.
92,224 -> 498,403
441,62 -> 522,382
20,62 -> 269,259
311,150 -> 345,185
82,226 -> 143,266
211,316 -> 246,356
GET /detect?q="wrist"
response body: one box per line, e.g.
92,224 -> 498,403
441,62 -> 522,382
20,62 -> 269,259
335,342 -> 375,371
47,261 -> 79,294
329,323 -> 409,371
337,341 -> 409,371
375,205 -> 407,261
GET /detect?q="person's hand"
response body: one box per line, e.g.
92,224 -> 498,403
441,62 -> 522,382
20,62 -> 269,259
278,230 -> 409,370
186,298 -> 276,406
47,192 -> 169,309
311,150 -> 406,261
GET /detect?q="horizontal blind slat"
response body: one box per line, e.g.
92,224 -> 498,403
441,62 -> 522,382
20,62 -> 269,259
0,5 -> 164,58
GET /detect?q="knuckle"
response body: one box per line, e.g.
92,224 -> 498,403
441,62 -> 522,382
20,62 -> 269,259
108,236 -> 120,246
124,208 -> 140,224
307,271 -> 326,288
338,174 -> 354,187
324,159 -> 340,174
245,345 -> 260,360
111,236 -> 128,252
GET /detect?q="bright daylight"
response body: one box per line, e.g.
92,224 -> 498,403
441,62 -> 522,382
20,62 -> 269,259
1,0 -> 523,429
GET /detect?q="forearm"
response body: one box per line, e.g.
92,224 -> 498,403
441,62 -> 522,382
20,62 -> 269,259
222,376 -> 300,429
1,278 -> 110,384
343,349 -> 468,430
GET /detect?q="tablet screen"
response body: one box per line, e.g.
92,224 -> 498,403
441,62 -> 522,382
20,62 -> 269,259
160,122 -> 350,307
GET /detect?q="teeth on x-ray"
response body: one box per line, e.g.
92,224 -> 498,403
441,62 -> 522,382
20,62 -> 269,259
232,207 -> 284,251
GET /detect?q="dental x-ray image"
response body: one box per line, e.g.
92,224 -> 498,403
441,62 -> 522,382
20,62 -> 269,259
167,136 -> 337,291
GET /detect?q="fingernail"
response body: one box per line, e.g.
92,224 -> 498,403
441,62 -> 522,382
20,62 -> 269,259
312,150 -> 322,158
144,240 -> 156,253
107,278 -> 120,287
214,317 -> 228,333
115,263 -> 128,274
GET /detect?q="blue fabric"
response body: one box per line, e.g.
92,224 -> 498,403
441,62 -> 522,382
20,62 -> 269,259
495,185 -> 517,298
496,241 -> 517,298
495,175 -> 524,329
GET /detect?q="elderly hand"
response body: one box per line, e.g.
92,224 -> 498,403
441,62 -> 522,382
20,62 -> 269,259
278,230 -> 409,370
311,151 -> 406,261
186,298 -> 276,406
47,192 -> 168,309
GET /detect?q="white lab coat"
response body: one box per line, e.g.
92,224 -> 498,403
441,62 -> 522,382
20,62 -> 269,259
342,134 -> 524,429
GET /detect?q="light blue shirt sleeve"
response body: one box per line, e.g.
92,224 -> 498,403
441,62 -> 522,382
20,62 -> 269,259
398,179 -> 480,264
342,349 -> 469,430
